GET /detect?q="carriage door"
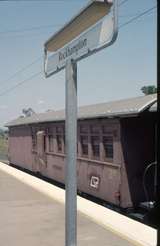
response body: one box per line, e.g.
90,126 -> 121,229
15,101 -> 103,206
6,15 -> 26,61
36,130 -> 47,173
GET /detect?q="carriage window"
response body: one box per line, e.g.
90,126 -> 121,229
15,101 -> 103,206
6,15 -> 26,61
103,136 -> 113,159
102,126 -> 113,135
63,135 -> 66,153
47,127 -> 53,135
56,126 -> 63,134
81,136 -> 88,156
44,135 -> 46,152
91,136 -> 100,158
91,125 -> 99,134
32,134 -> 37,150
56,135 -> 62,153
80,125 -> 88,134
48,135 -> 54,152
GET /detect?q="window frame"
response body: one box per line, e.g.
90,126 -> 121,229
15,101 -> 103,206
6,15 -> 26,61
48,134 -> 54,153
102,135 -> 114,161
101,126 -> 114,162
79,124 -> 89,158
90,125 -> 100,160
55,125 -> 65,154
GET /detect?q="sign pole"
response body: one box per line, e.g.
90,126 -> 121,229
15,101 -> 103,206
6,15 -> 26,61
65,59 -> 77,246
44,2 -> 118,245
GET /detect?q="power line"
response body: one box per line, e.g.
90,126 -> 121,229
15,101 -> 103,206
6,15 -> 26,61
119,0 -> 129,7
0,4 -> 156,97
0,29 -> 55,40
0,71 -> 42,97
2,8 -> 155,40
119,9 -> 156,18
119,6 -> 156,29
18,0 -> 85,1
0,0 -> 128,36
0,25 -> 60,35
2,10 -> 149,38
1,56 -> 42,86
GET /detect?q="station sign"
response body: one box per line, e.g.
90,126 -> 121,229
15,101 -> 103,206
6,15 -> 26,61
44,1 -> 118,246
44,0 -> 118,77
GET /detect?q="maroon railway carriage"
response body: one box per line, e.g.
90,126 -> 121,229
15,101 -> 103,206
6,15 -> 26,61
6,94 -> 157,209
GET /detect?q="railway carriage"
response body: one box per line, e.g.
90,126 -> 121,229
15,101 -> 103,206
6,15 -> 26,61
6,94 -> 157,209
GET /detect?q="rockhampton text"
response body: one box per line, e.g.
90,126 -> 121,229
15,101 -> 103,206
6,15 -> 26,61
58,38 -> 87,62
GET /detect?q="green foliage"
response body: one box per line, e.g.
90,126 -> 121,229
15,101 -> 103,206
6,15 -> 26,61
0,129 -> 4,137
0,136 -> 8,158
0,128 -> 8,137
141,85 -> 157,95
0,128 -> 8,160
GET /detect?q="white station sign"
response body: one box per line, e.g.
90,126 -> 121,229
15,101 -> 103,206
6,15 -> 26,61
44,0 -> 118,77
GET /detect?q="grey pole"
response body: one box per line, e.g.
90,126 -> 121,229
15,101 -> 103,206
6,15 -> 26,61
65,59 -> 77,246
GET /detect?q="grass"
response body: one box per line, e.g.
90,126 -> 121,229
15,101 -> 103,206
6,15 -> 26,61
0,136 -> 8,160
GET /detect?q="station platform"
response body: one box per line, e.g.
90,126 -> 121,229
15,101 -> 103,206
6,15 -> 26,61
0,162 -> 157,246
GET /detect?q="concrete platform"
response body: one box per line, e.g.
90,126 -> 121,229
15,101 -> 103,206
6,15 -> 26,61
0,162 -> 157,246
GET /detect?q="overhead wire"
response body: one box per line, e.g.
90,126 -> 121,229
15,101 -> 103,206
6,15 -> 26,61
0,24 -> 61,35
0,4 -> 156,97
0,0 -> 129,36
118,0 -> 129,7
0,71 -> 42,97
0,0 -> 140,84
0,56 -> 42,86
119,5 -> 156,29
0,0 -> 86,2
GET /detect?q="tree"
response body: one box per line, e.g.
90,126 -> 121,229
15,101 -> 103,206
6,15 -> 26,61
0,128 -> 4,137
141,85 -> 157,95
22,108 -> 35,117
0,128 -> 8,138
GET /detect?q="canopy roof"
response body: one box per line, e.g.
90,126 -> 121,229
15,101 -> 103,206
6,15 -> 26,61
6,94 -> 157,127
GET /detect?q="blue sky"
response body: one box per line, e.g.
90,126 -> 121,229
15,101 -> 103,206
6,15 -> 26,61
0,0 -> 157,127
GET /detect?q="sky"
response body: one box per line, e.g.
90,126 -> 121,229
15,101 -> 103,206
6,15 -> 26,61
0,0 -> 157,127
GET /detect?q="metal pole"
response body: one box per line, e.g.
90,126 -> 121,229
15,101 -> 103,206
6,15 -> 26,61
65,59 -> 77,246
